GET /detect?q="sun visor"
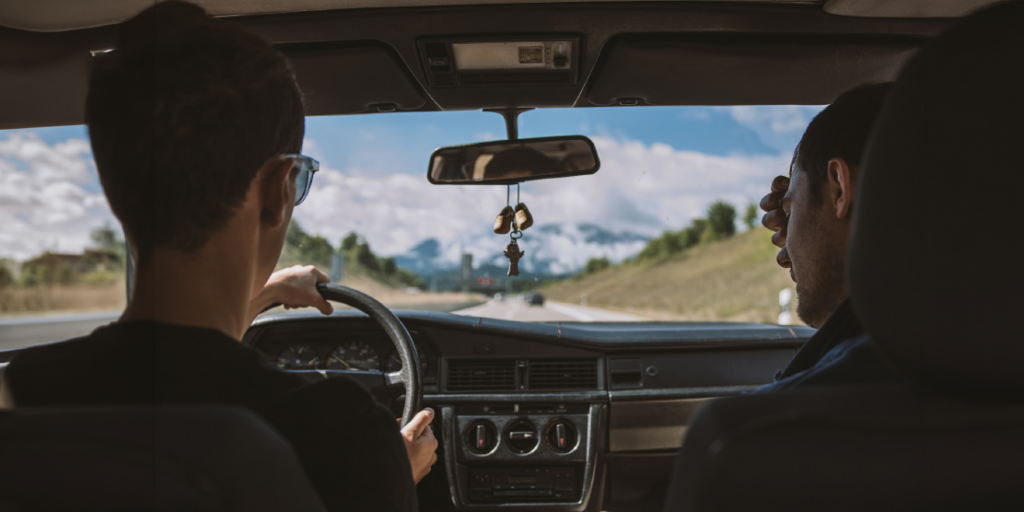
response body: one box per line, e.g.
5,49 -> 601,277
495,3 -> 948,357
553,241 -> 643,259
283,42 -> 429,115
586,36 -> 920,106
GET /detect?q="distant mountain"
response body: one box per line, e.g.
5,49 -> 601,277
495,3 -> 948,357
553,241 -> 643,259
393,238 -> 445,275
391,222 -> 652,279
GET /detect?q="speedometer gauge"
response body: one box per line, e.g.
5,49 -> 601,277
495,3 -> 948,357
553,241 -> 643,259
328,342 -> 381,371
276,344 -> 320,369
383,351 -> 403,373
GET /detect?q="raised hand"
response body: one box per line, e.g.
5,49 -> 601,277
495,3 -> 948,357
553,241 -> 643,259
760,175 -> 791,269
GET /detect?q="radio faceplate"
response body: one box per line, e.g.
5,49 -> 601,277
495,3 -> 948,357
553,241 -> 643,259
469,466 -> 578,502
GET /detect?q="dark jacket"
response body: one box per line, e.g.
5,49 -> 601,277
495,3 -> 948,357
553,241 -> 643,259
5,321 -> 418,512
754,298 -> 905,393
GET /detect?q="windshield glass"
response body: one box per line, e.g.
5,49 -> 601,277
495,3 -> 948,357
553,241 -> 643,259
0,105 -> 821,347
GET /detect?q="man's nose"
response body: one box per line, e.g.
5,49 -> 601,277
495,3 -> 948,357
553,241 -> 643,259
776,246 -> 792,269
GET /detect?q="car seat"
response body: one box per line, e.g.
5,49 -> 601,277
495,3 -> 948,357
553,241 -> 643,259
661,1 -> 1024,510
0,405 -> 327,512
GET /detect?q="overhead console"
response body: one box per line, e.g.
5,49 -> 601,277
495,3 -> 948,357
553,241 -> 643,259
417,36 -> 579,88
417,35 -> 583,109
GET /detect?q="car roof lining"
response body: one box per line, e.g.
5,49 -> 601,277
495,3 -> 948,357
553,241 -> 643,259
0,2 -> 953,130
0,0 -> 1002,33
2,0 -> 817,33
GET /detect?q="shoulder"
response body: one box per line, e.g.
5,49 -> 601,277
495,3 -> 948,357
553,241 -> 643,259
7,333 -> 103,381
753,334 -> 904,393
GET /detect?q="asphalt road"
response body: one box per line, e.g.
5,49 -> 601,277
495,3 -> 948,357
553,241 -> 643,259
0,312 -> 120,351
452,299 -> 645,322
0,299 -> 642,353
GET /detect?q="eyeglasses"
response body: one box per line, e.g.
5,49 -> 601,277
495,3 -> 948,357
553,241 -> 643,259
280,154 -> 319,206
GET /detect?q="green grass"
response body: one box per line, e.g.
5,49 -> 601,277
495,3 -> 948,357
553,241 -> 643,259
544,229 -> 799,324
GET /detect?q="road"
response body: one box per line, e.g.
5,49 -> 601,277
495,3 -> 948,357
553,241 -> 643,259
0,312 -> 120,351
452,299 -> 645,322
0,299 -> 641,353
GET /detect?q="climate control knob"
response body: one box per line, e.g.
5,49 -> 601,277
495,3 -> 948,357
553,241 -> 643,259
465,421 -> 497,454
545,419 -> 578,453
505,419 -> 538,454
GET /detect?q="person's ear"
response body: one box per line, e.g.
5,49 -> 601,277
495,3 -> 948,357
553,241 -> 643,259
259,156 -> 296,229
826,157 -> 857,220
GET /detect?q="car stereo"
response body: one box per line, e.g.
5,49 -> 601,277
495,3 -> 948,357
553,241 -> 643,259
469,467 -> 577,502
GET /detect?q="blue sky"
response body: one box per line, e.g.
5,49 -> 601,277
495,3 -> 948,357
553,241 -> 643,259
0,105 -> 821,267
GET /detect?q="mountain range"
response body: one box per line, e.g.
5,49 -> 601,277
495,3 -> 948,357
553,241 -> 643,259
392,222 -> 651,278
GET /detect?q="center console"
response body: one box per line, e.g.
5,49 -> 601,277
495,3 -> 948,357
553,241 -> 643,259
440,400 -> 605,511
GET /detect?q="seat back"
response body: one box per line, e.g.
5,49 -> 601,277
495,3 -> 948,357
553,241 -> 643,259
664,387 -> 1024,511
0,405 -> 326,512
664,1 -> 1024,509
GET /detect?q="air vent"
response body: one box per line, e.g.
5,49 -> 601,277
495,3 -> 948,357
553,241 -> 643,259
529,360 -> 598,390
432,73 -> 454,86
447,359 -> 516,391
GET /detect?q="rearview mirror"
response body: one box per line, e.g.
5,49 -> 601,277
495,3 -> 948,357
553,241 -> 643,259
427,136 -> 600,185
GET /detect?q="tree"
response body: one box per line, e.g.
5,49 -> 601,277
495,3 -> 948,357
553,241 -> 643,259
90,223 -> 126,263
302,235 -> 334,269
582,257 -> 611,276
706,201 -> 737,239
382,257 -> 397,276
0,263 -> 13,287
285,219 -> 308,248
743,202 -> 759,229
355,242 -> 380,272
341,232 -> 360,252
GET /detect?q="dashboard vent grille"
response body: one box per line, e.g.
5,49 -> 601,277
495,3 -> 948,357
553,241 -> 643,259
529,360 -> 598,390
447,359 -> 516,391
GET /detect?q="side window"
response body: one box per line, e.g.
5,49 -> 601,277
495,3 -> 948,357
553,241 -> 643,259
0,126 -> 126,350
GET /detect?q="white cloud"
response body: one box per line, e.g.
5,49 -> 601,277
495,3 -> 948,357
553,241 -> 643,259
730,105 -> 824,153
474,132 -> 497,142
0,133 -> 116,261
293,136 -> 790,271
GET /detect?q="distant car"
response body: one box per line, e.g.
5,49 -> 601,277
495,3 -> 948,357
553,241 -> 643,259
526,292 -> 545,306
493,293 -> 503,301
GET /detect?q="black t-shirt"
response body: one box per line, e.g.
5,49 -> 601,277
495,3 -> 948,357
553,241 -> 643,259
4,321 -> 417,512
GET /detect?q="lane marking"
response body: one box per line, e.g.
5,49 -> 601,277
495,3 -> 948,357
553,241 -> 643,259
544,302 -> 595,322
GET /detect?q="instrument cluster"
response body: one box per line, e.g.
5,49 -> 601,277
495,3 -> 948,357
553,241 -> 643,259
273,340 -> 404,372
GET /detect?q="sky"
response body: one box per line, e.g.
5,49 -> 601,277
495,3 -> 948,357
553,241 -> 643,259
0,105 -> 822,268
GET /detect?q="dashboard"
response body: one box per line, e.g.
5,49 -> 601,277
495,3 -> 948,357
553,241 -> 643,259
243,310 -> 812,512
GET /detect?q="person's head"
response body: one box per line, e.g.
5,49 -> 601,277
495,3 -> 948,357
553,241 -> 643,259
86,1 -> 306,293
780,82 -> 892,327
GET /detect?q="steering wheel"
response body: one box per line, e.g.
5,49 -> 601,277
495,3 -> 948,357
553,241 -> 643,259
315,283 -> 422,427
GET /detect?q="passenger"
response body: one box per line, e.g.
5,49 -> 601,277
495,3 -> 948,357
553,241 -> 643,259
3,2 -> 435,511
754,83 -> 905,392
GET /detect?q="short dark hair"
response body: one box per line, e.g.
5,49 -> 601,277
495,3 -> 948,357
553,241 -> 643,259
86,1 -> 304,258
791,82 -> 892,203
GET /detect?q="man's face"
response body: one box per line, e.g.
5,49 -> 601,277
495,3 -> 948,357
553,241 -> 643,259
781,168 -> 849,328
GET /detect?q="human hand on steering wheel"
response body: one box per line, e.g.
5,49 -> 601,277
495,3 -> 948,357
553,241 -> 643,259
399,408 -> 438,483
248,265 -> 334,323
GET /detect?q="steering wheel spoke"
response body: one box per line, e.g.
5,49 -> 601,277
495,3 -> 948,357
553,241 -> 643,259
386,371 -> 404,386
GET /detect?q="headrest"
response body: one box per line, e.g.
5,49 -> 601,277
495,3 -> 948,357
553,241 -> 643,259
850,0 -> 1024,399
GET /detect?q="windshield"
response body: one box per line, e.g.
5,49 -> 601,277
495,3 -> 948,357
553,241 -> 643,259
0,105 -> 821,347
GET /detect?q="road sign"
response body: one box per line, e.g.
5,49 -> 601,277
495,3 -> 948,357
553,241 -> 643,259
477,277 -> 495,286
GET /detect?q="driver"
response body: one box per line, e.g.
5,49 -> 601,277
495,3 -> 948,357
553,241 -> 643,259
3,2 -> 436,511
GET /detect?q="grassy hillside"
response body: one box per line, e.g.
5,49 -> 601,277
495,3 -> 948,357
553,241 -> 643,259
543,229 -> 799,324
